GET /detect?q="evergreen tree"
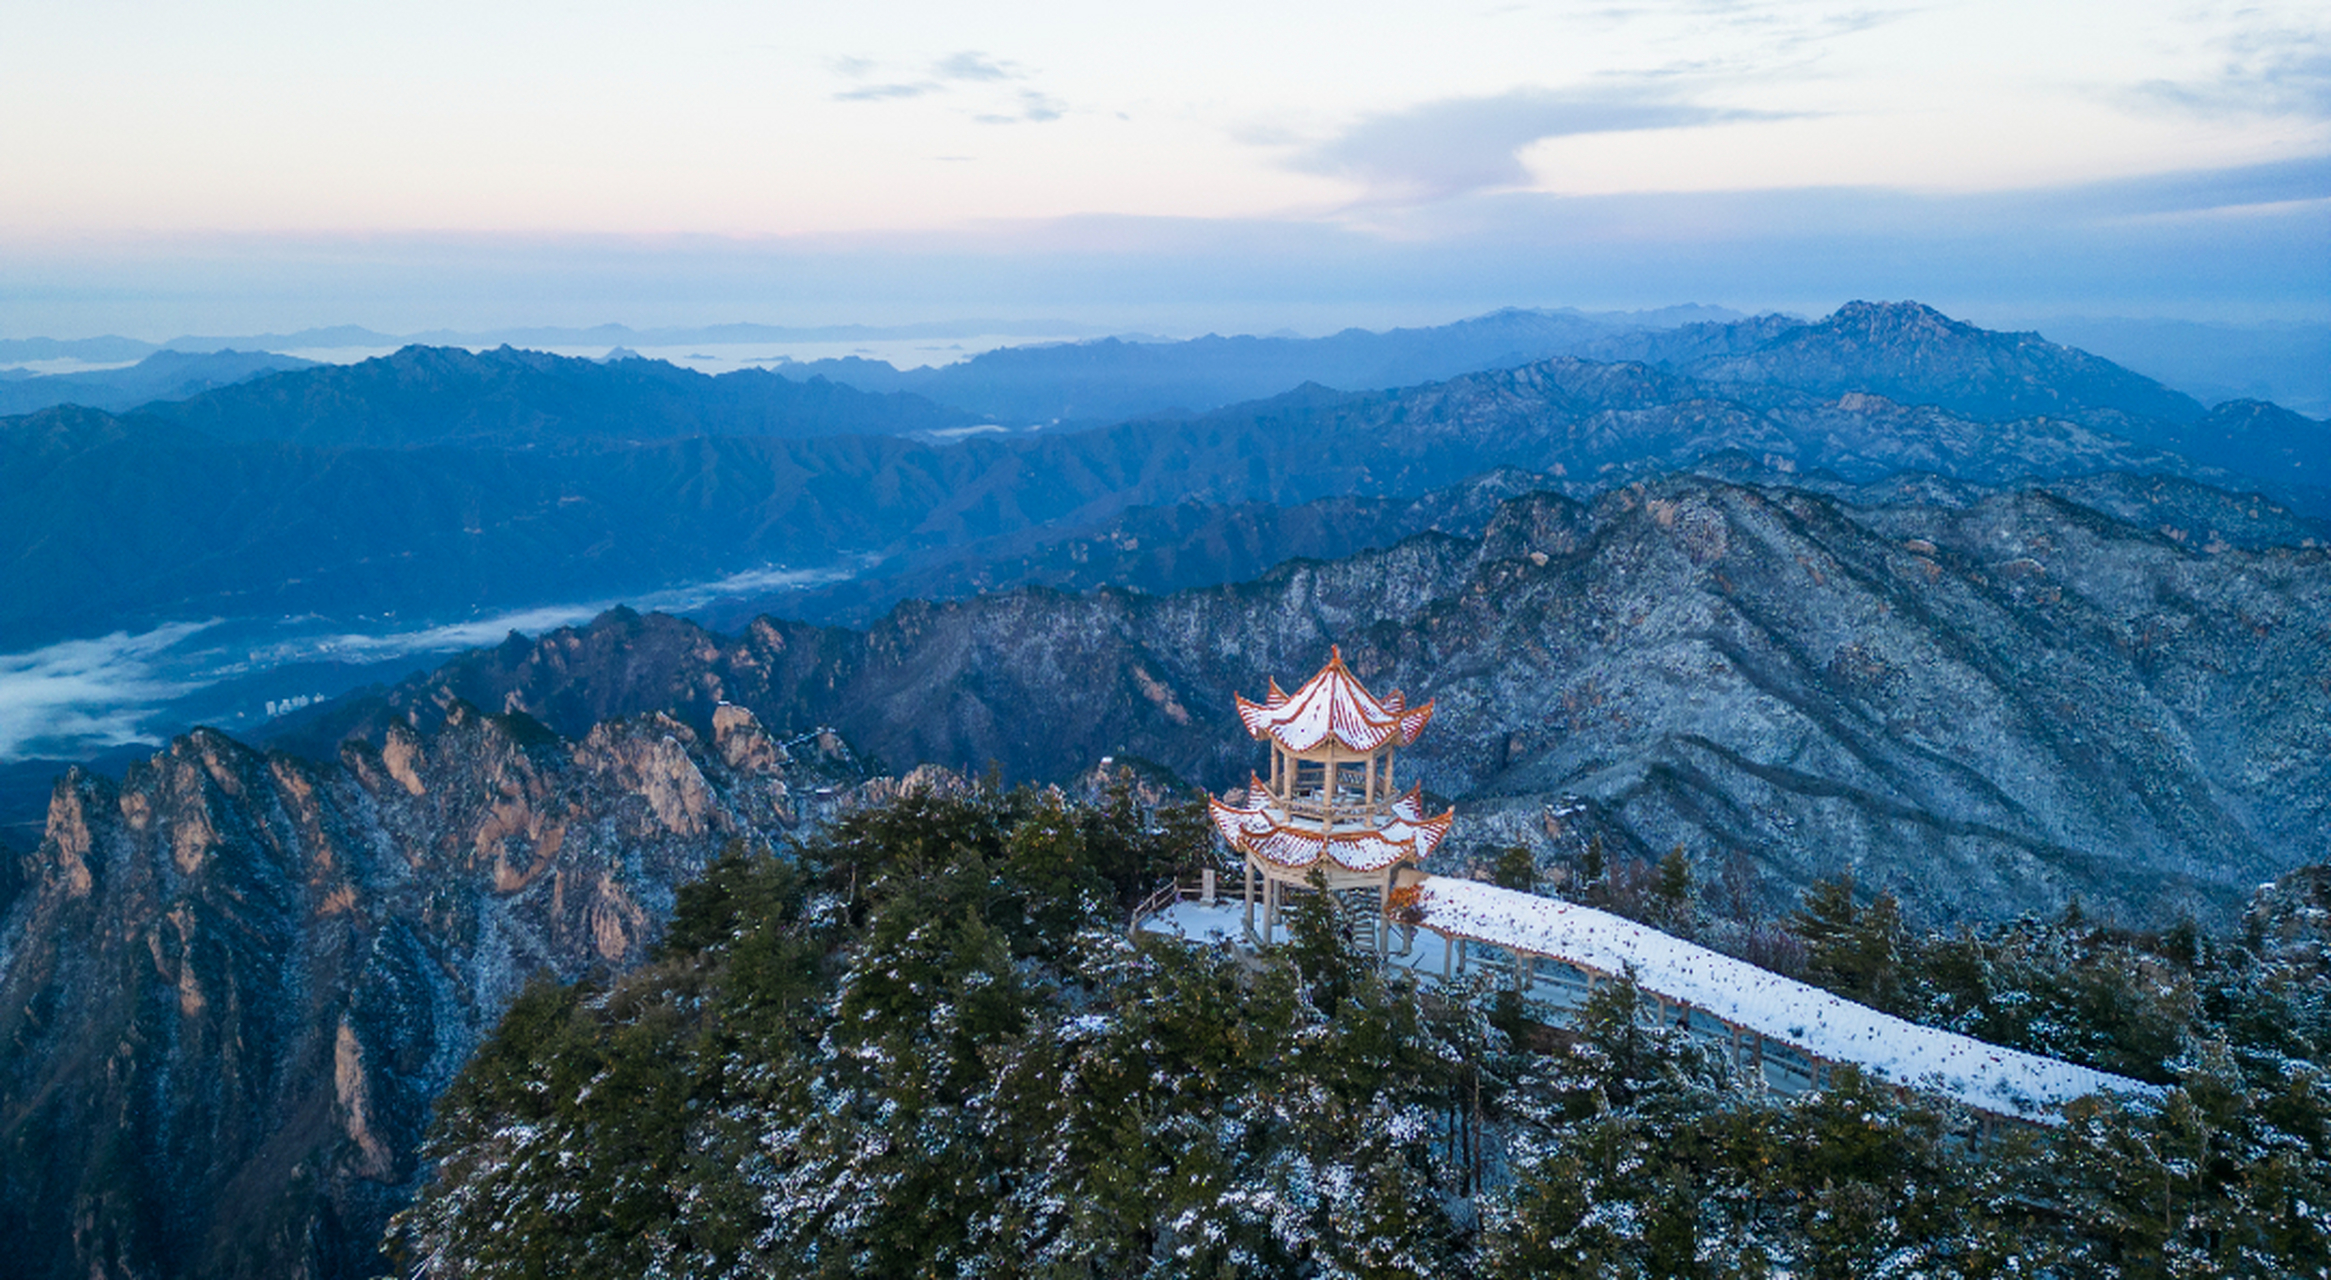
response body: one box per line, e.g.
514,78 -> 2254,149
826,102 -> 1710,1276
1788,873 -> 1909,1013
1652,845 -> 1694,936
1492,844 -> 1538,893
1579,834 -> 1607,906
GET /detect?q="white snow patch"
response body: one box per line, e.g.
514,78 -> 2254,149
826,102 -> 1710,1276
1414,877 -> 2164,1123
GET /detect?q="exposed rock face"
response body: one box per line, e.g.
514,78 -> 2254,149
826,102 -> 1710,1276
2245,865 -> 2331,973
298,475 -> 2330,928
0,705 -> 849,1280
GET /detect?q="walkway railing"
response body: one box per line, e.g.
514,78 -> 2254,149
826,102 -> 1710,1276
1409,939 -> 1828,1094
1127,873 -> 1225,938
1135,875 -> 2145,1125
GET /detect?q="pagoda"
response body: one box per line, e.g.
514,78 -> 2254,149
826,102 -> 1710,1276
1208,646 -> 1454,949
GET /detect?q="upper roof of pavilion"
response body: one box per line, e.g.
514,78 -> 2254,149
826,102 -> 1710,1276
1234,647 -> 1434,754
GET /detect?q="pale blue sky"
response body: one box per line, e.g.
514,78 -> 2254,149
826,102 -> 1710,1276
4,0 -> 2325,336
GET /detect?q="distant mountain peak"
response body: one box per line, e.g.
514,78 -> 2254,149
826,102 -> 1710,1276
1819,299 -> 1976,339
1690,300 -> 2209,429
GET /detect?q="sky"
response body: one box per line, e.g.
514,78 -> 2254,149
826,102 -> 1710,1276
3,0 -> 2327,337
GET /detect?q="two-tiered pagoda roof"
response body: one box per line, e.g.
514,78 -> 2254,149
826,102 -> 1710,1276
1210,647 -> 1453,877
1233,645 -> 1433,753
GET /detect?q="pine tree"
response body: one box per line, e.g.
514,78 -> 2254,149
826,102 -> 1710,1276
1788,873 -> 1908,1012
1652,845 -> 1693,936
1580,833 -> 1608,906
1493,844 -> 1539,893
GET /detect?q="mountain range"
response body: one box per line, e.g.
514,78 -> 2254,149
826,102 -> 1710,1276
264,471 -> 2331,929
4,298 -> 2331,1279
6,462 -> 2324,1278
2,302 -> 2322,657
132,345 -> 979,448
0,703 -> 874,1280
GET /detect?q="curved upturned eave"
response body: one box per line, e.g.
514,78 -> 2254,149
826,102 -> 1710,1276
1231,651 -> 1435,753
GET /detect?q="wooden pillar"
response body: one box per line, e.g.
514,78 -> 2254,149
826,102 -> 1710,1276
1376,877 -> 1389,962
1244,858 -> 1256,937
1321,742 -> 1336,827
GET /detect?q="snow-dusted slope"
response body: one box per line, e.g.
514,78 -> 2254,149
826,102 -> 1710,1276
1413,877 -> 2161,1123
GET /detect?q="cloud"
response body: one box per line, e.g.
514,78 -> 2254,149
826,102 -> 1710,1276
1287,87 -> 1775,202
834,82 -> 934,102
933,51 -> 1017,82
2125,18 -> 2331,121
977,90 -> 1066,125
0,563 -> 873,762
831,50 -> 1066,121
0,622 -> 211,760
242,566 -> 866,670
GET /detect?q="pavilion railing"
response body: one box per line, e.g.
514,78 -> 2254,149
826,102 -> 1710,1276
1127,876 -> 1221,935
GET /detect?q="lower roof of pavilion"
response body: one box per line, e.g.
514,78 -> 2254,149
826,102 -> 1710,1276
1208,779 -> 1454,879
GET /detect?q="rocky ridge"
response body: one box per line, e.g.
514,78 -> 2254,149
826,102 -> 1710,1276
277,472 -> 2331,929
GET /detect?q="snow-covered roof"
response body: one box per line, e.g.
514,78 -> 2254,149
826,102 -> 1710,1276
1209,778 -> 1454,873
1235,646 -> 1434,753
1413,877 -> 2164,1123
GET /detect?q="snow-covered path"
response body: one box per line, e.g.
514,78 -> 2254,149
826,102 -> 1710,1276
1141,876 -> 2162,1124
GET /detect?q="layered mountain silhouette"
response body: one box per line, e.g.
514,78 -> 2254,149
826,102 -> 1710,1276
137,343 -> 980,447
771,305 -> 1750,423
782,300 -> 2215,428
3,302 -> 2322,653
0,349 -> 318,416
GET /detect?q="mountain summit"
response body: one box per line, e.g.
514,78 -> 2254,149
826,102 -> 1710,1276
1689,300 -> 2209,427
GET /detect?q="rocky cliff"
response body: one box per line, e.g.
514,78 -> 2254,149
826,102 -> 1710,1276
275,472 -> 2331,929
0,702 -> 861,1280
